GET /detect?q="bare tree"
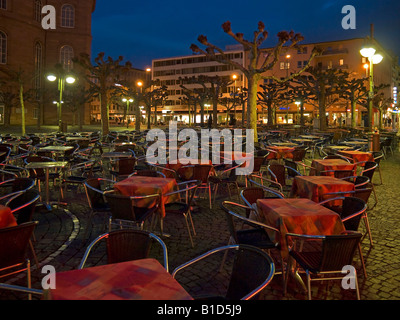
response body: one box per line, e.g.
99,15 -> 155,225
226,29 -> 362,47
258,81 -> 289,127
0,66 -> 30,136
291,67 -> 347,131
73,52 -> 132,137
190,21 -> 319,141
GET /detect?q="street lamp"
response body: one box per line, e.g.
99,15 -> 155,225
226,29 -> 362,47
122,98 -> 134,128
47,73 -> 76,132
360,44 -> 383,131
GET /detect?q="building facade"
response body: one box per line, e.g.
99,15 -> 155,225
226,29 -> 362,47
151,38 -> 398,128
0,0 -> 95,127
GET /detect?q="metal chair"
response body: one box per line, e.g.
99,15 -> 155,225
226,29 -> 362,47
318,196 -> 368,278
104,191 -> 161,231
284,231 -> 363,300
83,178 -> 115,227
209,162 -> 243,207
172,244 -> 275,300
78,229 -> 169,272
221,201 -> 285,292
356,161 -> 378,203
0,221 -> 39,300
164,180 -> 201,248
240,186 -> 284,218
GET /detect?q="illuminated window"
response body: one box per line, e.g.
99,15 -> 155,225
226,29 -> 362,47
0,31 -> 6,64
339,59 -> 344,66
60,45 -> 74,71
61,4 -> 75,28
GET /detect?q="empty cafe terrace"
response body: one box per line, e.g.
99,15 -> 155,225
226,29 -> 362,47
0,127 -> 399,301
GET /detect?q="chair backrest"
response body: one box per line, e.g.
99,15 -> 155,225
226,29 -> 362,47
78,229 -> 169,271
361,161 -> 377,180
252,156 -> 268,172
84,178 -> 112,210
240,186 -> 283,208
319,233 -> 362,272
7,189 -> 40,224
0,221 -> 38,269
240,187 -> 266,207
171,244 -> 275,300
191,164 -> 213,183
292,148 -> 307,161
226,245 -> 275,300
105,192 -> 160,223
352,188 -> 372,203
340,197 -> 367,231
268,164 -> 286,186
115,158 -> 137,175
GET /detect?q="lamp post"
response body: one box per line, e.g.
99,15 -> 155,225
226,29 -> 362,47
122,98 -> 133,128
232,74 -> 238,118
47,73 -> 76,132
360,45 -> 383,131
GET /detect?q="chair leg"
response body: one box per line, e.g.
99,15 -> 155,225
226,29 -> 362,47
358,243 -> 367,278
378,167 -> 383,184
208,184 -> 212,209
213,184 -> 219,207
29,240 -> 39,270
306,271 -> 312,300
363,213 -> 373,247
27,259 -> 32,301
184,215 -> 194,248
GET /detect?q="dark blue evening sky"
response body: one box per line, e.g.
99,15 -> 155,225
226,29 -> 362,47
91,0 -> 400,69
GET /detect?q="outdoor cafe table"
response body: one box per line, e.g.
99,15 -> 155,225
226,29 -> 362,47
101,151 -> 133,159
0,205 -> 17,228
267,145 -> 295,159
290,175 -> 355,203
24,161 -> 68,211
310,159 -> 356,176
337,150 -> 374,164
114,176 -> 179,219
37,145 -> 74,160
256,198 -> 346,258
45,258 -> 193,300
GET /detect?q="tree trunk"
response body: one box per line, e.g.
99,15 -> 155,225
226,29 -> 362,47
318,88 -> 327,131
267,101 -> 273,128
19,83 -> 26,137
351,98 -> 357,128
247,74 -> 259,142
135,101 -> 141,132
100,92 -> 110,137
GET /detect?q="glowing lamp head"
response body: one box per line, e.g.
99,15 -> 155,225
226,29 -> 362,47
66,76 -> 76,84
371,54 -> 383,64
360,47 -> 376,58
47,75 -> 57,82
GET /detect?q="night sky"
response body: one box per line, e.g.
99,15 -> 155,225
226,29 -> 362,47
91,0 -> 400,69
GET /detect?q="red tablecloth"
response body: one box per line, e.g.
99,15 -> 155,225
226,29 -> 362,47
267,146 -> 295,159
114,176 -> 178,218
257,198 -> 345,256
290,175 -> 355,203
46,258 -> 193,300
0,205 -> 17,228
311,159 -> 356,176
338,150 -> 374,164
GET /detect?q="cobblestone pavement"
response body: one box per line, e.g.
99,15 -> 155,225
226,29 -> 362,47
0,139 -> 399,301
